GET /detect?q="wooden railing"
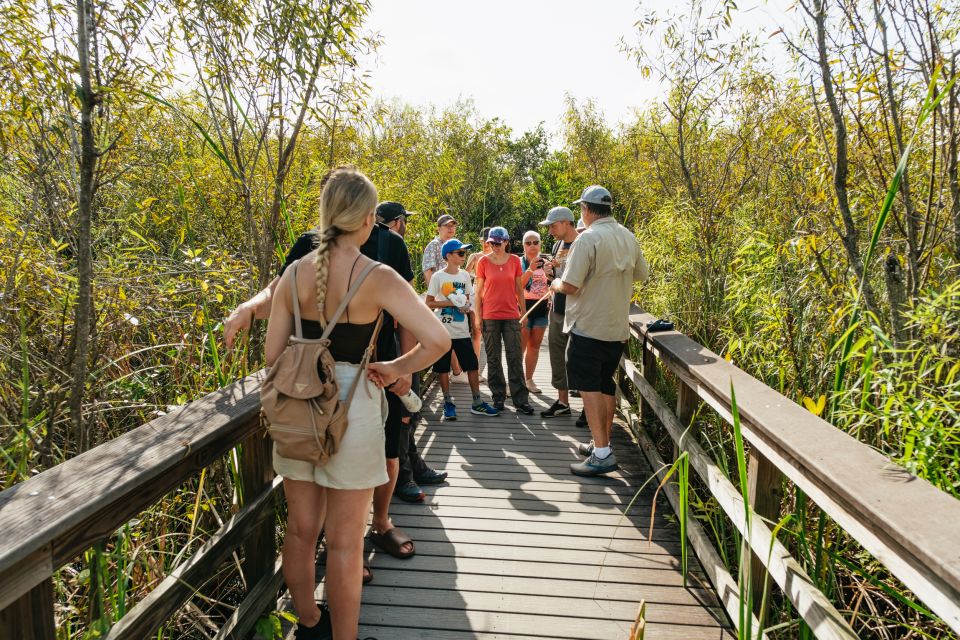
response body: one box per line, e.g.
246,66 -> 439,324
618,305 -> 960,639
0,372 -> 278,640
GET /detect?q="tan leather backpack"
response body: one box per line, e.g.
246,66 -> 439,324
260,258 -> 382,466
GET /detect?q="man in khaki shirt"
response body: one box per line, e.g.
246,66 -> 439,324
552,185 -> 649,477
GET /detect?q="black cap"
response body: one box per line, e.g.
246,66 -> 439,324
376,201 -> 413,223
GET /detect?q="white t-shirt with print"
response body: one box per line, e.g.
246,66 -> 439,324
427,268 -> 474,340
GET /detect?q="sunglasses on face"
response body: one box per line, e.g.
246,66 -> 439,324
488,241 -> 503,246
449,250 -> 467,257
524,240 -> 540,245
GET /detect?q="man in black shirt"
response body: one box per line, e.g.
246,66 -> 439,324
224,212 -> 422,563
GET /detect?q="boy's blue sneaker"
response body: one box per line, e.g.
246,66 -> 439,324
470,401 -> 499,416
443,400 -> 457,421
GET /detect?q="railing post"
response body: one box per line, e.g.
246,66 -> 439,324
674,381 -> 699,459
641,340 -> 658,425
240,421 -> 275,588
0,578 -> 55,640
744,448 -> 783,618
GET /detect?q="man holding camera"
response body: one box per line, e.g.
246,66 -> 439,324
551,186 -> 649,477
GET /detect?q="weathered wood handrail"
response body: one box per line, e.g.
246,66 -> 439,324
0,371 -> 277,640
619,304 -> 960,638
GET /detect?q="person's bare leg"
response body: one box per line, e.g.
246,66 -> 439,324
439,372 -> 450,397
558,389 -> 569,405
281,479 -> 326,627
451,351 -> 462,376
581,391 -> 609,448
324,487 -> 374,640
467,369 -> 480,396
603,393 -> 616,443
371,459 -> 413,555
525,326 -> 546,380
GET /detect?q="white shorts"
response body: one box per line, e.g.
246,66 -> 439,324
272,362 -> 389,489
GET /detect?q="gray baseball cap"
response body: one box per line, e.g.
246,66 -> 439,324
573,185 -> 613,206
539,206 -> 575,226
436,214 -> 457,227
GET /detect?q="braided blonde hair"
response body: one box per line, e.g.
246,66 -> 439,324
313,167 -> 378,322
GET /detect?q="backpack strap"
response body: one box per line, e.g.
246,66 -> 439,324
288,259 -> 304,340
320,260 -> 381,341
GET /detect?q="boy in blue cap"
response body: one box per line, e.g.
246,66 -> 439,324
426,239 -> 500,420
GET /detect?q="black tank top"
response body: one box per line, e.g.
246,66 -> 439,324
300,318 -> 377,364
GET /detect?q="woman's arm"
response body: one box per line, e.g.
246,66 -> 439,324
514,276 -> 524,315
264,271 -> 294,366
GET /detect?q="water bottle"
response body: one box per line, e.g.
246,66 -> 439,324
397,389 -> 423,413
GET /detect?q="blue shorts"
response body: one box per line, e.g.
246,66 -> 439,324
524,298 -> 549,329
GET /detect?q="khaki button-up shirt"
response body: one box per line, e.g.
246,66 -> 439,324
560,216 -> 649,341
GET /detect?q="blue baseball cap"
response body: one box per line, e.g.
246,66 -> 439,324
441,238 -> 473,258
487,226 -> 510,243
573,185 -> 613,206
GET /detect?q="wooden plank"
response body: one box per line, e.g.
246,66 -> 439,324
401,492 -> 662,514
381,525 -> 684,556
365,554 -> 698,587
386,513 -> 678,541
622,358 -> 856,639
103,478 -> 282,640
355,605 -> 731,640
382,540 -> 685,572
316,584 -> 724,627
351,567 -> 719,608
0,372 -> 265,600
0,578 -> 55,640
385,502 -> 666,529
630,305 -> 960,631
354,624 -> 733,640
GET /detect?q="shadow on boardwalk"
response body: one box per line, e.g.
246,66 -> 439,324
278,343 -> 732,639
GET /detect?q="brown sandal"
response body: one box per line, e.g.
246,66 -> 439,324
369,527 -> 415,559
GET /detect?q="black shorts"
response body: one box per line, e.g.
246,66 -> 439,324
384,390 -> 403,459
566,333 -> 625,396
433,337 -> 479,374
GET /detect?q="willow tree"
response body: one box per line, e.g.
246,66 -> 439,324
173,0 -> 377,286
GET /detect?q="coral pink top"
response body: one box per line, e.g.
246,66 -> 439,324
477,254 -> 522,320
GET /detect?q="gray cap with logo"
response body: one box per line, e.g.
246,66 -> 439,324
539,206 -> 575,226
573,185 -> 613,206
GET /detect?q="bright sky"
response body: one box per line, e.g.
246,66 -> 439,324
364,0 -> 797,137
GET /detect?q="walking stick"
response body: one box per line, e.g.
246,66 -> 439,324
518,290 -> 552,323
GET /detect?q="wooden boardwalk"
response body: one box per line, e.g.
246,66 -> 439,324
281,343 -> 733,639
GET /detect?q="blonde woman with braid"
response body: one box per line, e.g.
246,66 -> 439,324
265,168 -> 449,640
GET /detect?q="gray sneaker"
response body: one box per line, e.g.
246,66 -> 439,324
570,451 -> 618,477
577,441 -> 594,457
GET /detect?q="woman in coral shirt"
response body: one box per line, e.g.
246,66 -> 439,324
473,227 -> 535,415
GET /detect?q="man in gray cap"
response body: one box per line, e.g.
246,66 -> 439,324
538,206 -> 579,420
422,214 -> 459,287
552,185 -> 649,477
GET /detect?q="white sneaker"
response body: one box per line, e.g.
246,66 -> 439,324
525,379 -> 541,393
